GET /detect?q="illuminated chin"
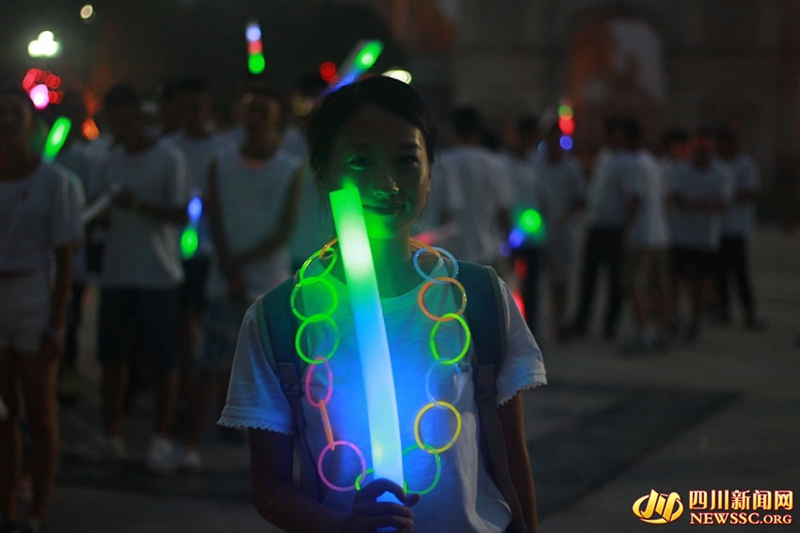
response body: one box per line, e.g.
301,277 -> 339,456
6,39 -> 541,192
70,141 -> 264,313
364,212 -> 405,239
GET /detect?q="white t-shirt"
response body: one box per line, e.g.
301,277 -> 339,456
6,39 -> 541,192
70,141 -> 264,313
93,140 -> 189,288
585,150 -> 635,228
435,146 -> 511,264
667,160 -> 733,250
626,150 -> 669,248
0,162 -> 84,271
219,258 -> 547,533
533,155 -> 586,246
281,125 -> 309,161
169,132 -> 227,256
720,153 -> 760,236
57,143 -> 93,282
205,150 -> 301,302
288,165 -> 333,267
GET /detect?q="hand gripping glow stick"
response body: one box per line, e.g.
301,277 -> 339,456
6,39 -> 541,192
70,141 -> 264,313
328,184 -> 404,502
43,117 -> 71,161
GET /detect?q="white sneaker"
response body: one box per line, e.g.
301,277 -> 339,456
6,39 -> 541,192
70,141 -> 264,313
73,433 -> 127,462
173,443 -> 202,471
145,436 -> 177,474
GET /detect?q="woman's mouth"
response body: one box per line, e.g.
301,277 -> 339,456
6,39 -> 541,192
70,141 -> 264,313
364,204 -> 404,215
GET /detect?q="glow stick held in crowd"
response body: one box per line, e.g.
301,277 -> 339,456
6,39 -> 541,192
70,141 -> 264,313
42,116 -> 71,162
180,195 -> 203,259
326,40 -> 384,94
328,182 -> 404,500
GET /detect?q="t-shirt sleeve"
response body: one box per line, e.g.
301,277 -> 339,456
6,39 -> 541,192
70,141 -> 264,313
495,278 -> 547,407
50,168 -> 85,248
218,304 -> 295,435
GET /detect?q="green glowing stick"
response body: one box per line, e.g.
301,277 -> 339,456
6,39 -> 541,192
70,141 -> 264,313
329,184 -> 404,499
43,117 -> 71,162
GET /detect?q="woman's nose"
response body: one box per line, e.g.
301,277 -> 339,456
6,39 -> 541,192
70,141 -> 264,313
370,173 -> 399,199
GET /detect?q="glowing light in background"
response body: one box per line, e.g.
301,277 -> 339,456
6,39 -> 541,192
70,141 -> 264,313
181,195 -> 203,259
558,101 -> 574,151
319,61 -> 338,83
507,208 -> 545,252
382,69 -> 412,84
30,84 -> 50,109
327,40 -> 384,93
43,117 -> 71,161
80,4 -> 94,20
28,31 -> 60,58
246,22 -> 265,75
560,135 -> 573,150
328,184 -> 404,501
81,118 -> 100,140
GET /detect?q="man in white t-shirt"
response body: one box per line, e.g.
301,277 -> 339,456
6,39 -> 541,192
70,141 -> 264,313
533,121 -> 586,342
714,126 -> 765,330
435,107 -> 511,267
503,116 -> 543,336
176,86 -> 303,469
76,85 -> 190,472
619,119 -> 671,353
169,78 -> 227,399
570,117 -> 633,340
667,128 -> 733,343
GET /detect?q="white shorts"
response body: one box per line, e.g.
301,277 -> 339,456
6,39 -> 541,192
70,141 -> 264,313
0,267 -> 50,354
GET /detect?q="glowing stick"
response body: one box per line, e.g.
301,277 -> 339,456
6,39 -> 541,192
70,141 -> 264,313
328,184 -> 403,500
181,195 -> 202,259
43,117 -> 71,161
326,40 -> 384,94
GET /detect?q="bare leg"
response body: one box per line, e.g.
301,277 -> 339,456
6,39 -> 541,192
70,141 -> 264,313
154,369 -> 178,437
103,363 -> 128,437
18,354 -> 60,522
0,350 -> 22,524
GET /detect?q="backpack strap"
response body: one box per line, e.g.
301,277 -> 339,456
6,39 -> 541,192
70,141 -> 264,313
258,275 -> 322,500
459,262 -> 528,533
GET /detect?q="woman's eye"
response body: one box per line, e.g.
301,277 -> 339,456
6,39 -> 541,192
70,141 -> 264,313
399,155 -> 420,166
347,156 -> 372,170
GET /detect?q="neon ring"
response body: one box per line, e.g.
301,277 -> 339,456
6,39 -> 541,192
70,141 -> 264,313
413,246 -> 459,284
429,313 -> 471,365
414,401 -> 462,454
401,444 -> 442,496
424,360 -> 464,406
290,276 -> 338,321
317,440 -> 367,492
417,277 -> 467,322
354,468 -> 374,491
299,240 -> 338,280
303,356 -> 333,407
295,314 -> 340,365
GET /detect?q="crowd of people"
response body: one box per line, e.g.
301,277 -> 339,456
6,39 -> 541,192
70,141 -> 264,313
0,69 -> 770,532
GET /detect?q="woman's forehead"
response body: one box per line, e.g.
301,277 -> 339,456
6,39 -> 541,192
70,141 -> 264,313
334,104 -> 424,149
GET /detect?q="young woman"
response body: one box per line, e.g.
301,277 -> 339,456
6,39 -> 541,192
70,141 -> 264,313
219,77 -> 547,532
0,88 -> 84,533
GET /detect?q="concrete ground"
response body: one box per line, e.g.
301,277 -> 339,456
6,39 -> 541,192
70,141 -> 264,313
40,226 -> 800,532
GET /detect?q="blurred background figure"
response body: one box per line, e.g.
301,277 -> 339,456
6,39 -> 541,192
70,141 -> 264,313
713,124 -> 766,331
155,81 -> 181,138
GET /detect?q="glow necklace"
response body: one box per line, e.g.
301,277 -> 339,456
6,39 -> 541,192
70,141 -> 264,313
291,237 -> 472,496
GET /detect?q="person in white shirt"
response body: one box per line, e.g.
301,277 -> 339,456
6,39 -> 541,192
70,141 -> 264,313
714,125 -> 765,331
435,107 -> 511,267
570,117 -> 631,340
504,116 -> 543,336
667,128 -> 733,343
0,87 -> 84,533
533,121 -> 586,342
169,77 -> 227,400
176,86 -> 303,469
75,85 -> 190,472
619,119 -> 671,353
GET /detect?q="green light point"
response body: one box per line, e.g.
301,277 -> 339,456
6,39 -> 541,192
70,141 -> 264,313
43,117 -> 71,162
520,209 -> 543,234
181,227 -> 199,259
558,105 -> 573,119
249,53 -> 266,74
356,41 -> 384,70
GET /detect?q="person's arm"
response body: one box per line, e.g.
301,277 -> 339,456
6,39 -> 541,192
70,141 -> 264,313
204,159 -> 239,283
499,392 -> 538,533
41,244 -> 75,359
112,149 -> 190,224
249,429 -> 347,532
235,166 -> 304,266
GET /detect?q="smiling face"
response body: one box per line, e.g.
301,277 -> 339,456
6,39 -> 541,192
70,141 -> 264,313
321,104 -> 431,239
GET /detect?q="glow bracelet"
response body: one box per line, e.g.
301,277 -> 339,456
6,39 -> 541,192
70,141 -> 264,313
43,117 -> 71,162
329,185 -> 404,502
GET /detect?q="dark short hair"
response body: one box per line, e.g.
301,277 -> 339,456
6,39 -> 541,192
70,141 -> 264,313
156,80 -> 179,102
105,84 -> 142,111
694,126 -> 715,139
294,72 -> 329,97
517,115 -> 538,138
307,76 -> 438,176
622,118 -> 643,145
177,77 -> 209,96
715,123 -> 737,143
604,116 -> 625,135
451,106 -> 481,139
662,127 -> 689,147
